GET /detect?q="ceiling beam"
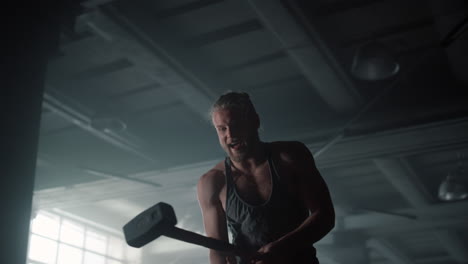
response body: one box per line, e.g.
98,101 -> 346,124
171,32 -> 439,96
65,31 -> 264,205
72,9 -> 215,120
246,0 -> 362,113
34,179 -> 158,210
99,5 -> 218,120
34,158 -> 214,209
366,238 -> 413,264
35,118 -> 468,210
414,256 -> 453,264
81,168 -> 162,188
153,0 -> 224,20
343,201 -> 468,234
35,174 -> 468,234
312,117 -> 468,168
433,230 -> 468,263
42,90 -> 156,162
373,158 -> 431,207
374,157 -> 468,262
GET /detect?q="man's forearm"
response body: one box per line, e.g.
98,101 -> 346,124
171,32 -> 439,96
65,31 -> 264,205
210,249 -> 227,264
275,210 -> 335,251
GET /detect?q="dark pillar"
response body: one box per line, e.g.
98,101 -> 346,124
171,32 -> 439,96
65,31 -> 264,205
1,2 -> 61,263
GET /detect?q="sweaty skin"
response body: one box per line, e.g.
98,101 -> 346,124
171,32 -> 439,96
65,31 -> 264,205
197,109 -> 335,264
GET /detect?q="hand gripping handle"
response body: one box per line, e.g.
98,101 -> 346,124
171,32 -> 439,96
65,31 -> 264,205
165,226 -> 239,253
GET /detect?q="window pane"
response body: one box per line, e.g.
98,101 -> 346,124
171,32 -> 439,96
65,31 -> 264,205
83,252 -> 105,264
108,236 -> 124,259
125,246 -> 142,263
31,212 -> 60,239
60,220 -> 84,247
57,244 -> 83,264
107,260 -> 123,264
85,230 -> 107,254
28,234 -> 58,264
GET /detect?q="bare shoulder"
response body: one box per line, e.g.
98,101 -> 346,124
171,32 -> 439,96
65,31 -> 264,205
269,141 -> 314,165
197,161 -> 226,198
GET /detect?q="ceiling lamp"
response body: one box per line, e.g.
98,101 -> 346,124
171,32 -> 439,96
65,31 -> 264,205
351,41 -> 400,81
438,175 -> 468,201
438,154 -> 468,202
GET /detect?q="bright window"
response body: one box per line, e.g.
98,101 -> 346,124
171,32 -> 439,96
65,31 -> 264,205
83,251 -> 106,264
28,234 -> 58,264
60,220 -> 84,247
85,230 -> 107,254
57,244 -> 83,264
108,236 -> 124,259
28,211 -> 135,264
107,260 -> 123,264
31,212 -> 60,239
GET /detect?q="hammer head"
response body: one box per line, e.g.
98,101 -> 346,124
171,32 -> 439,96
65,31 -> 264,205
123,202 -> 177,248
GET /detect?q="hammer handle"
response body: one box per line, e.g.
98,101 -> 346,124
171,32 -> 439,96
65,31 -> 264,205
165,226 -> 239,253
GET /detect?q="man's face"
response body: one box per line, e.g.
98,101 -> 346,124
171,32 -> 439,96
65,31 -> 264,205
212,108 -> 259,162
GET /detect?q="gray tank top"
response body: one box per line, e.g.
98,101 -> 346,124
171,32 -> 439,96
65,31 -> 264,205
224,143 -> 318,263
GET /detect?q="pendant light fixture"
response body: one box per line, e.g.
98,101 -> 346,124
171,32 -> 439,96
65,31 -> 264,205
351,41 -> 400,81
438,153 -> 468,202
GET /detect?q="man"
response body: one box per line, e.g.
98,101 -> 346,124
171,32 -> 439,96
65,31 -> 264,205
197,92 -> 335,264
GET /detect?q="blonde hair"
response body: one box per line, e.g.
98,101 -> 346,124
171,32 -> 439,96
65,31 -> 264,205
210,91 -> 257,119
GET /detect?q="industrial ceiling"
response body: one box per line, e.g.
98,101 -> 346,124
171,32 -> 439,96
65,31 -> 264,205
33,0 -> 468,263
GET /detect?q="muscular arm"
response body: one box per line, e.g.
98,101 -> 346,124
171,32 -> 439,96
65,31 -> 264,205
197,170 -> 230,264
258,142 -> 335,259
288,142 -> 335,244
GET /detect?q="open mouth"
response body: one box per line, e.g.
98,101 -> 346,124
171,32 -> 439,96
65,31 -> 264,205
228,141 -> 244,150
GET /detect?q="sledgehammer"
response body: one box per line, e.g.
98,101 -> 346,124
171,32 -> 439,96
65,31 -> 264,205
123,202 -> 238,253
